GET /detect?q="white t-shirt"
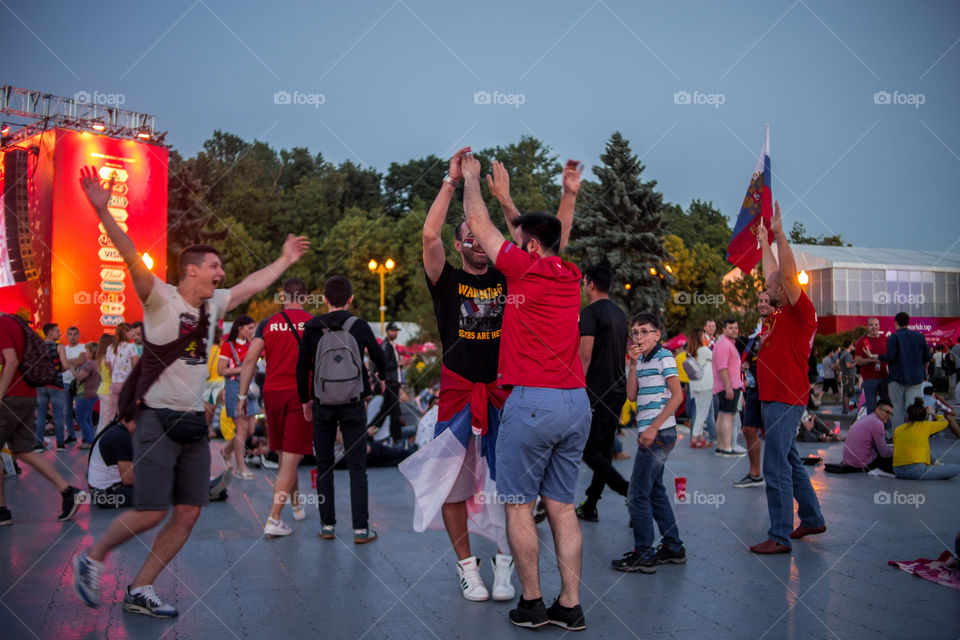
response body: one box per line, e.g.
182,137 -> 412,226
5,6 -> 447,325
62,343 -> 86,384
106,342 -> 138,385
689,345 -> 715,392
142,276 -> 231,412
87,441 -> 121,489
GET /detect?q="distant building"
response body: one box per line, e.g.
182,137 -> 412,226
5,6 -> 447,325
792,245 -> 960,336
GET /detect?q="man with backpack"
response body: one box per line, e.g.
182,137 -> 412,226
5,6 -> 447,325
296,275 -> 387,544
0,313 -> 89,526
73,166 -> 309,617
237,277 -> 314,537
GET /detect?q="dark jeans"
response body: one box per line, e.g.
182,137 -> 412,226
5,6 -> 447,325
861,377 -> 889,416
315,402 -> 369,530
628,426 -> 682,553
90,483 -> 135,509
582,395 -> 629,506
75,397 -> 97,444
368,383 -> 403,442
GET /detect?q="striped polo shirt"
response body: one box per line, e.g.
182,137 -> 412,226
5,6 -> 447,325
635,346 -> 678,431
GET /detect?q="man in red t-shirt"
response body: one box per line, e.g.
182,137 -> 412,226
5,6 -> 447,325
238,278 -> 314,537
462,153 -> 590,630
854,317 -> 889,416
0,314 -> 89,526
749,205 -> 825,555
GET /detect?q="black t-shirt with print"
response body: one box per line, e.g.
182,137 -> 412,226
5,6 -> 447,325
426,262 -> 507,384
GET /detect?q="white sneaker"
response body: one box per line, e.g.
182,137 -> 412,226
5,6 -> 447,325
264,517 -> 292,537
292,503 -> 306,521
491,553 -> 516,601
456,556 -> 489,601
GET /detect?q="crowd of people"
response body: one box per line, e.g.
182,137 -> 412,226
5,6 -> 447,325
0,156 -> 957,630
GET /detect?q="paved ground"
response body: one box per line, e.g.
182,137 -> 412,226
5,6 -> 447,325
1,405 -> 959,640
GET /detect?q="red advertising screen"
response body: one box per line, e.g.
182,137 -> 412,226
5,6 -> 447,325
0,128 -> 168,338
50,129 -> 168,339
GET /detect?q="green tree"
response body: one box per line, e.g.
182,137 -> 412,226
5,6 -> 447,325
568,132 -> 673,315
789,221 -> 848,247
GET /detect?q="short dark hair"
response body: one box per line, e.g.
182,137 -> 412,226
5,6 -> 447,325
282,277 -> 307,301
42,322 -> 57,335
631,312 -> 660,332
455,218 -> 469,242
722,318 -> 737,328
324,276 -> 352,308
67,326 -> 79,333
515,211 -> 561,253
876,400 -> 893,412
178,244 -> 221,281
130,321 -> 143,330
842,339 -> 852,349
583,265 -> 613,293
894,311 -> 910,327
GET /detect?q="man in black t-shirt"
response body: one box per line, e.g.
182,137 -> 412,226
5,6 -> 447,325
403,147 -> 579,610
575,266 -> 629,522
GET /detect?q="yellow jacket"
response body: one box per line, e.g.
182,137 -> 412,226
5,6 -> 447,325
893,418 -> 947,467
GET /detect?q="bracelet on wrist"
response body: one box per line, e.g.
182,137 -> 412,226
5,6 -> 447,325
443,174 -> 460,187
237,394 -> 247,400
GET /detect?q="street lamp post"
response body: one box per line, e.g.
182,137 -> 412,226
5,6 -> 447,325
367,257 -> 396,336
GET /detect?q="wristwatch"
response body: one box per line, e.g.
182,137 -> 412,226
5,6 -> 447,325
442,174 -> 460,187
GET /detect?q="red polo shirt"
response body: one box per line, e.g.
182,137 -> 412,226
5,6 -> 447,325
855,334 -> 888,380
494,243 -> 584,389
757,290 -> 817,405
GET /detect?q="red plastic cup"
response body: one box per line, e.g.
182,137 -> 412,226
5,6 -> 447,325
311,468 -> 317,489
674,477 -> 687,501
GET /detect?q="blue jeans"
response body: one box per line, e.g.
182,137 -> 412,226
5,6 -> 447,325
35,386 -> 67,446
75,397 -> 97,444
861,377 -> 888,416
761,402 -> 825,546
628,426 -> 682,553
894,462 -> 960,480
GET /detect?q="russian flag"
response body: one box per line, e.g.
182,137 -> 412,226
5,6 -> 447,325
727,125 -> 773,272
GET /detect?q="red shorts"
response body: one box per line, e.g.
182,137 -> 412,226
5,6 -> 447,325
263,388 -> 313,456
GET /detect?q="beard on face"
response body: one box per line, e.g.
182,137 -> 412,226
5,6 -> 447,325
460,245 -> 488,270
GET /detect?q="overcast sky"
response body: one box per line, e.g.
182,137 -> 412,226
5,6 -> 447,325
3,0 -> 959,252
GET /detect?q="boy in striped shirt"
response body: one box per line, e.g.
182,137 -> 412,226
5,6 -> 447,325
612,313 -> 687,573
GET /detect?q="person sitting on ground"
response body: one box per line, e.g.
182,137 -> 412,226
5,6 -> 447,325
797,410 -> 842,443
333,426 -> 416,470
921,384 -> 959,438
87,420 -> 232,508
892,398 -> 960,480
840,402 -> 895,473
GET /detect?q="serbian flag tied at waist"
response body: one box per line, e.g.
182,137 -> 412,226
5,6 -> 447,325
398,365 -> 511,549
727,125 -> 774,272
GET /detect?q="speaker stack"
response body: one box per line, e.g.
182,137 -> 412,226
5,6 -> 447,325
2,148 -> 37,281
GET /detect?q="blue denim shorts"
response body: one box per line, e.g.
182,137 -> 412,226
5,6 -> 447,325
495,386 -> 591,504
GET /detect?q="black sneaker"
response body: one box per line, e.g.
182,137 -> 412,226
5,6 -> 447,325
575,501 -> 598,522
733,474 -> 765,488
0,506 -> 11,526
58,487 -> 88,521
649,544 -> 687,565
610,550 -> 657,573
509,597 -> 549,628
533,498 -> 547,524
546,599 -> 586,631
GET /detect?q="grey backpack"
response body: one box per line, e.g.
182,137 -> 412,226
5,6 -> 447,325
313,316 -> 364,405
